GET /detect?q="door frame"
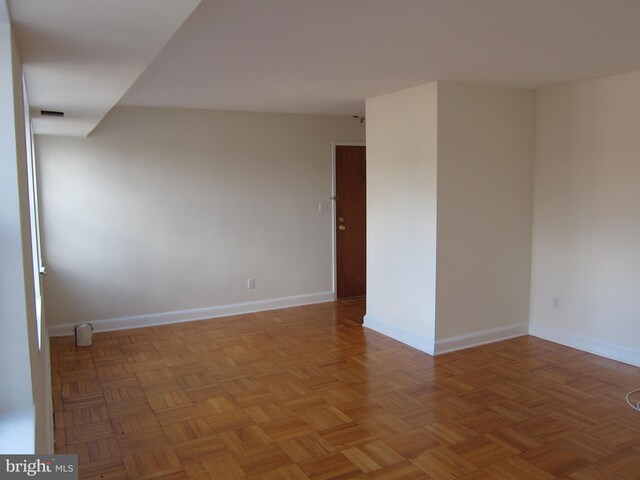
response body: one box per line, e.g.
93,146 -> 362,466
331,141 -> 366,300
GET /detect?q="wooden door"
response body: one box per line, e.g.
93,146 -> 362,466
336,145 -> 366,299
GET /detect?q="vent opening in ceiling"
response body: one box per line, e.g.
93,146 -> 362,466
40,110 -> 64,117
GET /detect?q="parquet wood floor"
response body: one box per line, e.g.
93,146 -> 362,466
51,299 -> 640,479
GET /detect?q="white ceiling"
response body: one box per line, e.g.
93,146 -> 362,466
120,0 -> 640,114
8,0 -> 200,136
9,0 -> 640,136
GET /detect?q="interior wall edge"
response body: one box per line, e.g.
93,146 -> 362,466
363,314 -> 436,356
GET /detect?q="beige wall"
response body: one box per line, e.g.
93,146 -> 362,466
366,76 -> 640,364
364,83 -> 438,352
531,71 -> 640,364
37,107 -> 364,329
436,83 -> 535,344
364,81 -> 534,353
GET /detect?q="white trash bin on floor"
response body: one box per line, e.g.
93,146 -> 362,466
75,323 -> 93,346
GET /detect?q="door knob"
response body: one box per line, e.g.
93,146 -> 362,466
338,225 -> 346,231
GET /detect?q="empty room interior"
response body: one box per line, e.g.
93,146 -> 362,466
2,1 -> 640,479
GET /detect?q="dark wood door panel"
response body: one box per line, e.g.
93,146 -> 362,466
336,145 -> 366,299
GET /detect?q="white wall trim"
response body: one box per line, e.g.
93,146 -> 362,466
44,343 -> 54,454
529,323 -> 640,368
363,314 -> 435,355
363,316 -> 528,357
331,141 -> 366,300
435,323 -> 528,355
48,291 -> 334,337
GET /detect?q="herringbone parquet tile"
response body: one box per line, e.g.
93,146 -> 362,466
51,299 -> 640,479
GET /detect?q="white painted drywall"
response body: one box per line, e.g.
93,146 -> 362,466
0,23 -> 33,414
531,71 -> 640,361
436,83 -> 535,342
37,107 -> 364,328
364,81 -> 534,353
364,83 -> 438,351
1,24 -> 52,453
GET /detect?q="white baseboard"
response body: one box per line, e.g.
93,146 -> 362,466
363,315 -> 435,355
529,323 -> 640,368
363,316 -> 529,356
47,291 -> 335,337
435,323 -> 528,355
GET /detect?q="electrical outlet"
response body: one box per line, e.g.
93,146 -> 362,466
552,296 -> 560,310
247,278 -> 255,289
